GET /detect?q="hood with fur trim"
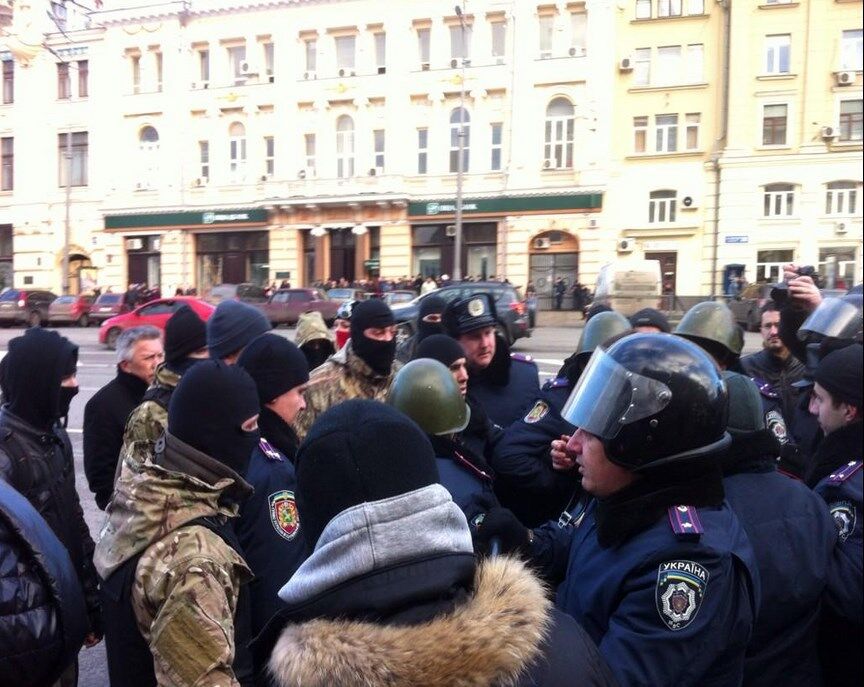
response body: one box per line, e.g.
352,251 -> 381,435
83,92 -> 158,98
267,555 -> 551,687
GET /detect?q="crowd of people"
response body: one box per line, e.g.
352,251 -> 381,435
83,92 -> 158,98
0,264 -> 860,687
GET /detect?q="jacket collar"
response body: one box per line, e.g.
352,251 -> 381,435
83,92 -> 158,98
805,421 -> 864,487
115,366 -> 150,396
467,334 -> 511,388
152,362 -> 181,389
0,406 -> 63,445
721,429 -> 781,476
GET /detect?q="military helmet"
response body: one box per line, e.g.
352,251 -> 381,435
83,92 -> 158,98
674,301 -> 743,357
562,333 -> 729,470
387,358 -> 470,435
575,311 -> 632,358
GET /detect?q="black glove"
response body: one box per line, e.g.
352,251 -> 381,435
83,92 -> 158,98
474,507 -> 530,556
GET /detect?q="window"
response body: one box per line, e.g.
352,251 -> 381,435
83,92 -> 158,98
198,49 -> 210,86
264,136 -> 274,177
374,32 -> 386,74
450,23 -> 472,64
658,0 -> 682,18
825,181 -> 859,216
449,107 -> 470,173
304,39 -> 317,75
491,122 -> 502,171
655,114 -> 678,152
649,190 -> 677,223
304,133 -> 316,173
154,52 -> 163,91
819,247 -> 858,287
336,115 -> 355,178
228,122 -> 247,182
764,35 -> 791,74
763,183 -> 795,217
2,60 -> 12,104
57,62 -> 71,99
1,137 -> 12,191
198,140 -> 209,182
762,104 -> 788,145
633,48 -> 651,85
635,0 -> 652,20
544,98 -> 575,168
841,30 -> 863,71
417,27 -> 431,68
756,250 -> 794,284
839,100 -> 863,142
656,45 -> 682,85
131,54 -> 141,93
539,15 -> 554,58
263,43 -> 274,82
685,113 -> 700,149
570,12 -> 586,55
685,44 -> 703,83
633,116 -> 648,152
373,129 -> 385,171
491,21 -> 506,63
417,128 -> 428,174
227,45 -> 246,85
78,60 -> 88,98
57,132 -> 88,187
335,35 -> 356,72
138,126 -> 159,188
688,0 -> 705,13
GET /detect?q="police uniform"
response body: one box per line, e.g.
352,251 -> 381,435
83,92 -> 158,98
433,441 -> 499,530
540,376 -> 572,414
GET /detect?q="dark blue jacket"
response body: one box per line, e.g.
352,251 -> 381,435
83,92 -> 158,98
540,377 -> 573,415
431,434 -> 499,528
541,498 -> 759,687
467,338 -> 539,428
237,439 -> 307,638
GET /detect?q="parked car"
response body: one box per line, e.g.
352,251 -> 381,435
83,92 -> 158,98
728,283 -> 773,332
47,294 -> 95,327
204,283 -> 268,305
327,288 -> 366,305
382,290 -> 417,307
257,288 -> 340,328
391,282 -> 531,346
88,293 -> 128,325
99,297 -> 215,349
0,289 -> 58,327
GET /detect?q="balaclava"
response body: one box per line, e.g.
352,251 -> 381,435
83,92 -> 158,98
164,305 -> 207,373
167,360 -> 260,474
0,328 -> 78,430
350,299 -> 397,375
413,334 -> 466,367
416,295 -> 447,342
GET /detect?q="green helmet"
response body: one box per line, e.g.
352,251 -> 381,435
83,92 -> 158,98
576,311 -> 632,358
387,358 -> 470,435
674,301 -> 744,356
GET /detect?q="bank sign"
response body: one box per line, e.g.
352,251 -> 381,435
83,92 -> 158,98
425,202 -> 479,215
105,208 -> 268,230
409,193 -> 602,218
202,212 -> 252,224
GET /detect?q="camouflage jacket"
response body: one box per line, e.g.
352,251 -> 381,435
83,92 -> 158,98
119,363 -> 180,472
95,432 -> 253,687
292,341 -> 401,441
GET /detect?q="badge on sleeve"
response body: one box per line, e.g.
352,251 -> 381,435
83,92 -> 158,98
269,490 -> 300,541
523,400 -> 550,424
655,560 -> 710,631
765,410 -> 788,445
829,501 -> 856,543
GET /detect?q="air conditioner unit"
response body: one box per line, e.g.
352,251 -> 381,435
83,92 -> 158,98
450,58 -> 459,69
569,46 -> 585,57
835,71 -> 855,86
135,181 -> 150,191
533,237 -> 552,249
152,238 -> 161,251
193,177 -> 207,187
337,68 -> 355,77
543,158 -> 555,169
820,125 -> 837,140
298,167 -> 315,180
260,174 -> 270,182
445,224 -> 457,237
681,195 -> 699,210
617,238 -> 635,253
298,168 -> 307,179
303,71 -> 317,80
368,166 -> 384,176
377,65 -> 386,75
588,218 -> 598,229
239,60 -> 257,76
421,62 -> 430,71
126,238 -> 144,251
619,56 -> 633,72
835,222 -> 848,234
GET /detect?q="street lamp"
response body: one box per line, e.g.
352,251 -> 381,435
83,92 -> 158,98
453,3 -> 467,282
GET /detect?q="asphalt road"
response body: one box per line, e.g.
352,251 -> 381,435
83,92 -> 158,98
0,323 -> 764,687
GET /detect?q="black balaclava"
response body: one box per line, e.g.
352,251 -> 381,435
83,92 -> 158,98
416,295 -> 447,342
413,334 -> 465,367
167,360 -> 261,474
350,299 -> 397,375
0,328 -> 78,430
301,340 -> 334,371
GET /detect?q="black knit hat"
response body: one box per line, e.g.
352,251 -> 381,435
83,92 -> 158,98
164,305 -> 207,364
413,334 -> 465,366
815,344 -> 863,408
295,399 -> 439,549
236,333 -> 309,404
207,300 -> 271,359
629,308 -> 671,334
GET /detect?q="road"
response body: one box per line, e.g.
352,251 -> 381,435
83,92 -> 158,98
0,323 -> 764,687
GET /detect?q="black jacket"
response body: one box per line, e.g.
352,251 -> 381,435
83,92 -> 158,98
0,478 -> 88,687
84,367 -> 149,509
740,348 -> 806,426
805,421 -> 863,488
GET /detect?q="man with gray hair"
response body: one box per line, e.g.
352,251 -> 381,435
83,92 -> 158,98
84,325 -> 163,509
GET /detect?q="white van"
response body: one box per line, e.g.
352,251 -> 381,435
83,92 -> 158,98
592,260 -> 662,317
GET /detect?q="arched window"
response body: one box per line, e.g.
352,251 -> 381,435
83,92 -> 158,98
648,189 -> 677,224
825,180 -> 860,216
544,98 -> 575,169
228,122 -> 247,182
137,126 -> 159,188
336,115 -> 355,178
449,107 -> 470,173
763,183 -> 795,217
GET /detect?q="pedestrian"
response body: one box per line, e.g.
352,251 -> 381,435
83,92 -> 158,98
628,307 -> 670,333
207,299 -> 271,364
253,400 -> 617,687
571,281 -> 585,313
83,325 -> 163,510
395,294 -> 447,363
236,334 -> 310,642
292,299 -> 401,441
295,311 -> 336,371
442,293 -> 539,428
0,328 -> 103,685
96,361 -> 260,687
553,277 -> 565,310
421,275 -> 438,294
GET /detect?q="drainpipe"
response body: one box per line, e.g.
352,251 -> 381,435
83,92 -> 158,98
711,0 -> 732,299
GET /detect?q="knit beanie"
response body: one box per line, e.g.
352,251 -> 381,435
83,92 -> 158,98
164,305 -> 207,364
815,344 -> 863,407
721,371 -> 765,435
237,333 -> 310,405
207,300 -> 271,359
414,334 -> 466,367
295,399 -> 439,549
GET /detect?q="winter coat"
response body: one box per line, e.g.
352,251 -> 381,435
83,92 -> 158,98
83,366 -> 149,509
740,348 -> 806,429
467,336 -> 540,428
119,362 -> 181,470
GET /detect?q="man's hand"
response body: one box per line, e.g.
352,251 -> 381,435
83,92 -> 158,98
551,433 -> 576,472
474,508 -> 530,556
787,276 -> 822,312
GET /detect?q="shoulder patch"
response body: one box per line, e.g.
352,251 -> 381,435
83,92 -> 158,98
269,490 -> 300,541
828,461 -> 863,485
752,376 -> 779,400
511,353 -> 534,363
667,505 -> 704,540
523,400 -> 550,424
765,410 -> 788,445
828,501 -> 857,542
655,560 -> 710,631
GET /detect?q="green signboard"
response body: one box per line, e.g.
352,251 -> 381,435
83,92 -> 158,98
408,193 -> 602,218
105,208 -> 268,230
364,259 -> 381,270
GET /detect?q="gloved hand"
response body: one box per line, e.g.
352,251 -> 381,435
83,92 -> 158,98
474,507 -> 531,556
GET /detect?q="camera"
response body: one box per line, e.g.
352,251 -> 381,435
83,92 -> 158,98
770,265 -> 821,305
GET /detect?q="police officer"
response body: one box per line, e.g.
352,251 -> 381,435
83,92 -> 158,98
477,334 -> 760,687
443,293 -> 539,428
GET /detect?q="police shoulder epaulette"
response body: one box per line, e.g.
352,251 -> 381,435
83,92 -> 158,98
546,376 -> 570,389
667,505 -> 704,540
751,376 -> 779,400
511,353 -> 534,363
828,461 -> 863,485
259,438 -> 284,462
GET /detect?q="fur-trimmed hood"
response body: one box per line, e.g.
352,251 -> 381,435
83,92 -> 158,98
268,555 -> 552,687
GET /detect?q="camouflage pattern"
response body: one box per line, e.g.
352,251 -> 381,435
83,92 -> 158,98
119,363 -> 180,471
292,340 -> 401,441
295,310 -> 335,348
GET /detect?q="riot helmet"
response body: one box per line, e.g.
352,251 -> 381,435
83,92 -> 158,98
674,301 -> 743,366
798,295 -> 863,344
387,358 -> 470,435
562,333 -> 730,470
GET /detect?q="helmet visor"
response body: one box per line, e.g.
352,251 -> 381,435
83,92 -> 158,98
561,348 -> 673,440
798,298 -> 862,342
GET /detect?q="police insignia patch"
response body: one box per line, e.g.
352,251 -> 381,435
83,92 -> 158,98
655,560 -> 709,631
765,410 -> 788,444
467,298 -> 485,317
269,490 -> 300,541
524,400 -> 549,424
829,501 -> 856,543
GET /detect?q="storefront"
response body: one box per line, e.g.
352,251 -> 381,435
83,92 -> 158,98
125,234 -> 161,287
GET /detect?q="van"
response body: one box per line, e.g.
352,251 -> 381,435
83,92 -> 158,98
592,260 -> 662,317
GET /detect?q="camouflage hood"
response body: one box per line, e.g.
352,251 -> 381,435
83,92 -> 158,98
94,431 -> 252,579
152,362 -> 181,390
296,311 -> 336,348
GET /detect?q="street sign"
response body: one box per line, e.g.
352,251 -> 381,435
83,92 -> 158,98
724,235 -> 749,244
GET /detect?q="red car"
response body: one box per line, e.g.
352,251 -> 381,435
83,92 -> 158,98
48,294 -> 95,327
99,297 -> 215,349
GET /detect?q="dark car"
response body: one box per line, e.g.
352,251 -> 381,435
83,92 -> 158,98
382,290 -> 417,307
88,293 -> 128,324
0,289 -> 58,327
257,288 -> 340,328
327,288 -> 366,305
391,282 -> 531,346
47,294 -> 94,327
204,283 -> 269,305
728,283 -> 773,332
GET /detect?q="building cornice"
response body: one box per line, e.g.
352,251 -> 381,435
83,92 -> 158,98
92,0 -> 338,26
